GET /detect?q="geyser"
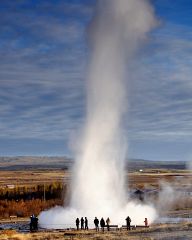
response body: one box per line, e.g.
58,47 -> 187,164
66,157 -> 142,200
39,0 -> 158,228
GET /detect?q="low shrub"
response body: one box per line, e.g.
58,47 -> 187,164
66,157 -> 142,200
0,199 -> 63,218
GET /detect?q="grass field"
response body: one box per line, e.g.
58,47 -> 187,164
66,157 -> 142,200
0,169 -> 69,187
0,164 -> 191,239
0,168 -> 191,187
0,168 -> 191,218
0,222 -> 192,240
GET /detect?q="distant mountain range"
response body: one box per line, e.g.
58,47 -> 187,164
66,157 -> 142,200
0,156 -> 73,170
0,156 -> 186,171
126,159 -> 186,171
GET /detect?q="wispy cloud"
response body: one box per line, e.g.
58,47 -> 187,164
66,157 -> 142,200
0,0 -> 192,159
127,22 -> 192,143
0,0 -> 92,144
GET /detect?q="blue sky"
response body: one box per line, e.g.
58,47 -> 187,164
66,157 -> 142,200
0,0 -> 192,161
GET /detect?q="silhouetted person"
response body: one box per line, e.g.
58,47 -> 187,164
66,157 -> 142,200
34,216 -> 38,230
76,218 -> 80,230
30,214 -> 38,232
144,218 -> 148,227
94,217 -> 99,231
85,217 -> 88,230
100,218 -> 105,232
81,217 -> 84,230
30,214 -> 35,231
106,217 -> 110,231
125,216 -> 131,230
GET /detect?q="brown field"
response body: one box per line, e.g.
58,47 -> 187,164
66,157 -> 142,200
0,222 -> 192,240
0,169 -> 70,187
128,170 -> 192,189
0,170 -> 69,219
0,168 -> 191,219
0,168 -> 191,187
0,168 -> 191,240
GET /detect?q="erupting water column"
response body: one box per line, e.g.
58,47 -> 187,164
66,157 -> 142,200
39,0 -> 158,228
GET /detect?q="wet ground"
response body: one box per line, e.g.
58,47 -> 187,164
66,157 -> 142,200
0,221 -> 29,232
0,222 -> 192,240
0,217 -> 191,232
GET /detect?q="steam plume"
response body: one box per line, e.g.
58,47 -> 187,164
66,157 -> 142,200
39,0 -> 158,228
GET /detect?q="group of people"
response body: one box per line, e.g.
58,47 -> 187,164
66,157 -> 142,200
29,213 -> 147,232
125,216 -> 148,229
94,217 -> 111,232
75,217 -> 89,230
75,216 -> 145,231
76,217 -> 110,232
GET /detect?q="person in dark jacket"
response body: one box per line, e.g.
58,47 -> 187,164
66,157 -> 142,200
81,217 -> 84,230
94,217 -> 99,231
85,217 -> 88,230
30,214 -> 38,231
125,216 -> 131,230
76,218 -> 80,230
100,217 -> 105,232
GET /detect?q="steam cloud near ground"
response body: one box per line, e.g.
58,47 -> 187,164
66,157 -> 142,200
39,0 -> 158,228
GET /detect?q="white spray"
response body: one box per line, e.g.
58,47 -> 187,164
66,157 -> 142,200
39,0 -> 158,228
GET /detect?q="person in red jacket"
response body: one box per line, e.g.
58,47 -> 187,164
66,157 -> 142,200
144,218 -> 148,227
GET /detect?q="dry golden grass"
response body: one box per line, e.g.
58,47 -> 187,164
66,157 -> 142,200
0,223 -> 192,240
0,230 -> 29,240
1,169 -> 191,188
0,170 -> 70,187
128,171 -> 192,189
1,169 -> 191,220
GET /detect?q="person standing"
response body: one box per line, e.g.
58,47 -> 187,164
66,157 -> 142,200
100,217 -> 105,232
125,216 -> 131,230
30,214 -> 38,232
94,217 -> 99,231
144,218 -> 148,227
30,214 -> 35,231
81,217 -> 84,230
106,217 -> 110,231
85,217 -> 88,230
76,218 -> 80,230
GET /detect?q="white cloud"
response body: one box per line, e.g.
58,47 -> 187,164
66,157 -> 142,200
1,1 -> 192,159
127,23 -> 192,142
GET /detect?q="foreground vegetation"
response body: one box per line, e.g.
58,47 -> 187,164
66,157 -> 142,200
0,222 -> 192,240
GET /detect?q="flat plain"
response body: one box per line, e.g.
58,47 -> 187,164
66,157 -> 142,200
0,222 -> 192,240
0,158 -> 191,239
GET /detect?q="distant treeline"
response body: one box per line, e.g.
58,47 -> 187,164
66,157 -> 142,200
0,182 -> 68,218
0,182 -> 67,201
0,199 -> 63,218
